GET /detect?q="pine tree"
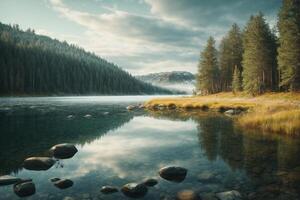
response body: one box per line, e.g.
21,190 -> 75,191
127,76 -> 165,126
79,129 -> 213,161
219,24 -> 243,91
232,65 -> 242,93
242,13 -> 278,95
278,0 -> 300,91
197,37 -> 220,94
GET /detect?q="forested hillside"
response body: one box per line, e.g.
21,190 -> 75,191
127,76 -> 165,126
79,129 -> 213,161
0,23 -> 171,95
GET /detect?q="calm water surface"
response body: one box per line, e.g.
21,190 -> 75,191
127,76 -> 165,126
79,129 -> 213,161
0,96 -> 300,200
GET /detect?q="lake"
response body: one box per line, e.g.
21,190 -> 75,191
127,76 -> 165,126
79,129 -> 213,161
0,96 -> 300,200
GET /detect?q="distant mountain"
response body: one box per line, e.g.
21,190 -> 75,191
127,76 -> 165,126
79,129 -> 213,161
0,22 -> 172,95
136,71 -> 196,94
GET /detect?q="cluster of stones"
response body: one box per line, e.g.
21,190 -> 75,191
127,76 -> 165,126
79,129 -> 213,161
0,143 -> 78,197
145,103 -> 246,116
126,104 -> 146,111
99,166 -> 187,199
99,166 -> 242,200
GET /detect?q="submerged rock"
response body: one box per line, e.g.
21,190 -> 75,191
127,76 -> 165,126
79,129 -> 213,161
54,179 -> 73,189
197,171 -> 216,183
67,115 -> 74,119
0,175 -> 21,186
63,197 -> 75,200
14,181 -> 36,197
50,177 -> 61,182
216,190 -> 242,200
176,190 -> 202,200
23,157 -> 55,171
159,166 -> 187,183
142,178 -> 158,187
50,143 -> 78,159
121,183 -> 148,198
100,186 -> 118,194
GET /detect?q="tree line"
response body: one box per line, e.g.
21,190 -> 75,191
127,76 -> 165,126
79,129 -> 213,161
197,0 -> 300,95
0,23 -> 172,95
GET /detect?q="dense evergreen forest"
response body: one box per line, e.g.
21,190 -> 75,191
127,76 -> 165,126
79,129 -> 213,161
0,23 -> 172,95
197,0 -> 300,95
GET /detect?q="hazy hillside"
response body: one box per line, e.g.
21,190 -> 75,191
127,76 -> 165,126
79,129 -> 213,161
0,23 -> 172,95
136,71 -> 196,94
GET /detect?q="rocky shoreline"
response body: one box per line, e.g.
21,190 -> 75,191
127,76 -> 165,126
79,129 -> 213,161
0,142 -> 244,200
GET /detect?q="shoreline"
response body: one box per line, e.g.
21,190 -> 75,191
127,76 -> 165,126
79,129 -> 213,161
144,92 -> 300,135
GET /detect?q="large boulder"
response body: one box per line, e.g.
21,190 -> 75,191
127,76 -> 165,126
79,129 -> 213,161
100,186 -> 118,194
121,183 -> 148,198
23,157 -> 55,171
0,175 -> 21,186
159,166 -> 188,183
54,179 -> 74,189
50,143 -> 78,159
216,190 -> 242,200
13,181 -> 36,197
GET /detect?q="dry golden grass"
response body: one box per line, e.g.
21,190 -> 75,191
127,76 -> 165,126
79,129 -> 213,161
145,92 -> 300,135
239,109 -> 300,135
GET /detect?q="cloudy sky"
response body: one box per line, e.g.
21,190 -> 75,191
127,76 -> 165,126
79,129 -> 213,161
0,0 -> 281,75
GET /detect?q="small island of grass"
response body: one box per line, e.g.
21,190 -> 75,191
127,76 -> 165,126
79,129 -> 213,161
145,92 -> 300,135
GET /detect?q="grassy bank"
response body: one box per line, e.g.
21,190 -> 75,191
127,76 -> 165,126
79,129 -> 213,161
145,92 -> 300,135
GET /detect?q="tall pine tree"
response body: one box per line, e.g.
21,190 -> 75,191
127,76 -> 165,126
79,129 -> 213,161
219,24 -> 243,91
197,37 -> 220,94
242,14 -> 278,95
232,65 -> 242,93
278,0 -> 300,91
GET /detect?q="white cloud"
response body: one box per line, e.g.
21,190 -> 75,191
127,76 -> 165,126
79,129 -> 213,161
45,0 -> 280,75
46,0 -> 204,74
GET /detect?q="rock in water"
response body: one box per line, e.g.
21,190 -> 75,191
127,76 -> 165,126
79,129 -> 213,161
176,190 -> 202,200
84,114 -> 92,118
14,181 -> 36,197
159,166 -> 187,183
142,178 -> 158,187
0,175 -> 21,186
67,115 -> 74,119
23,157 -> 55,171
100,186 -> 118,194
50,143 -> 78,159
54,179 -> 73,189
216,190 -> 242,200
50,177 -> 61,182
126,105 -> 136,110
224,109 -> 241,115
121,183 -> 148,198
138,104 -> 145,109
197,171 -> 216,182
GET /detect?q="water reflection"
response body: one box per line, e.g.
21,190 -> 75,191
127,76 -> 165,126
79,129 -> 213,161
0,99 -> 300,199
150,111 -> 300,199
0,104 -> 136,175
